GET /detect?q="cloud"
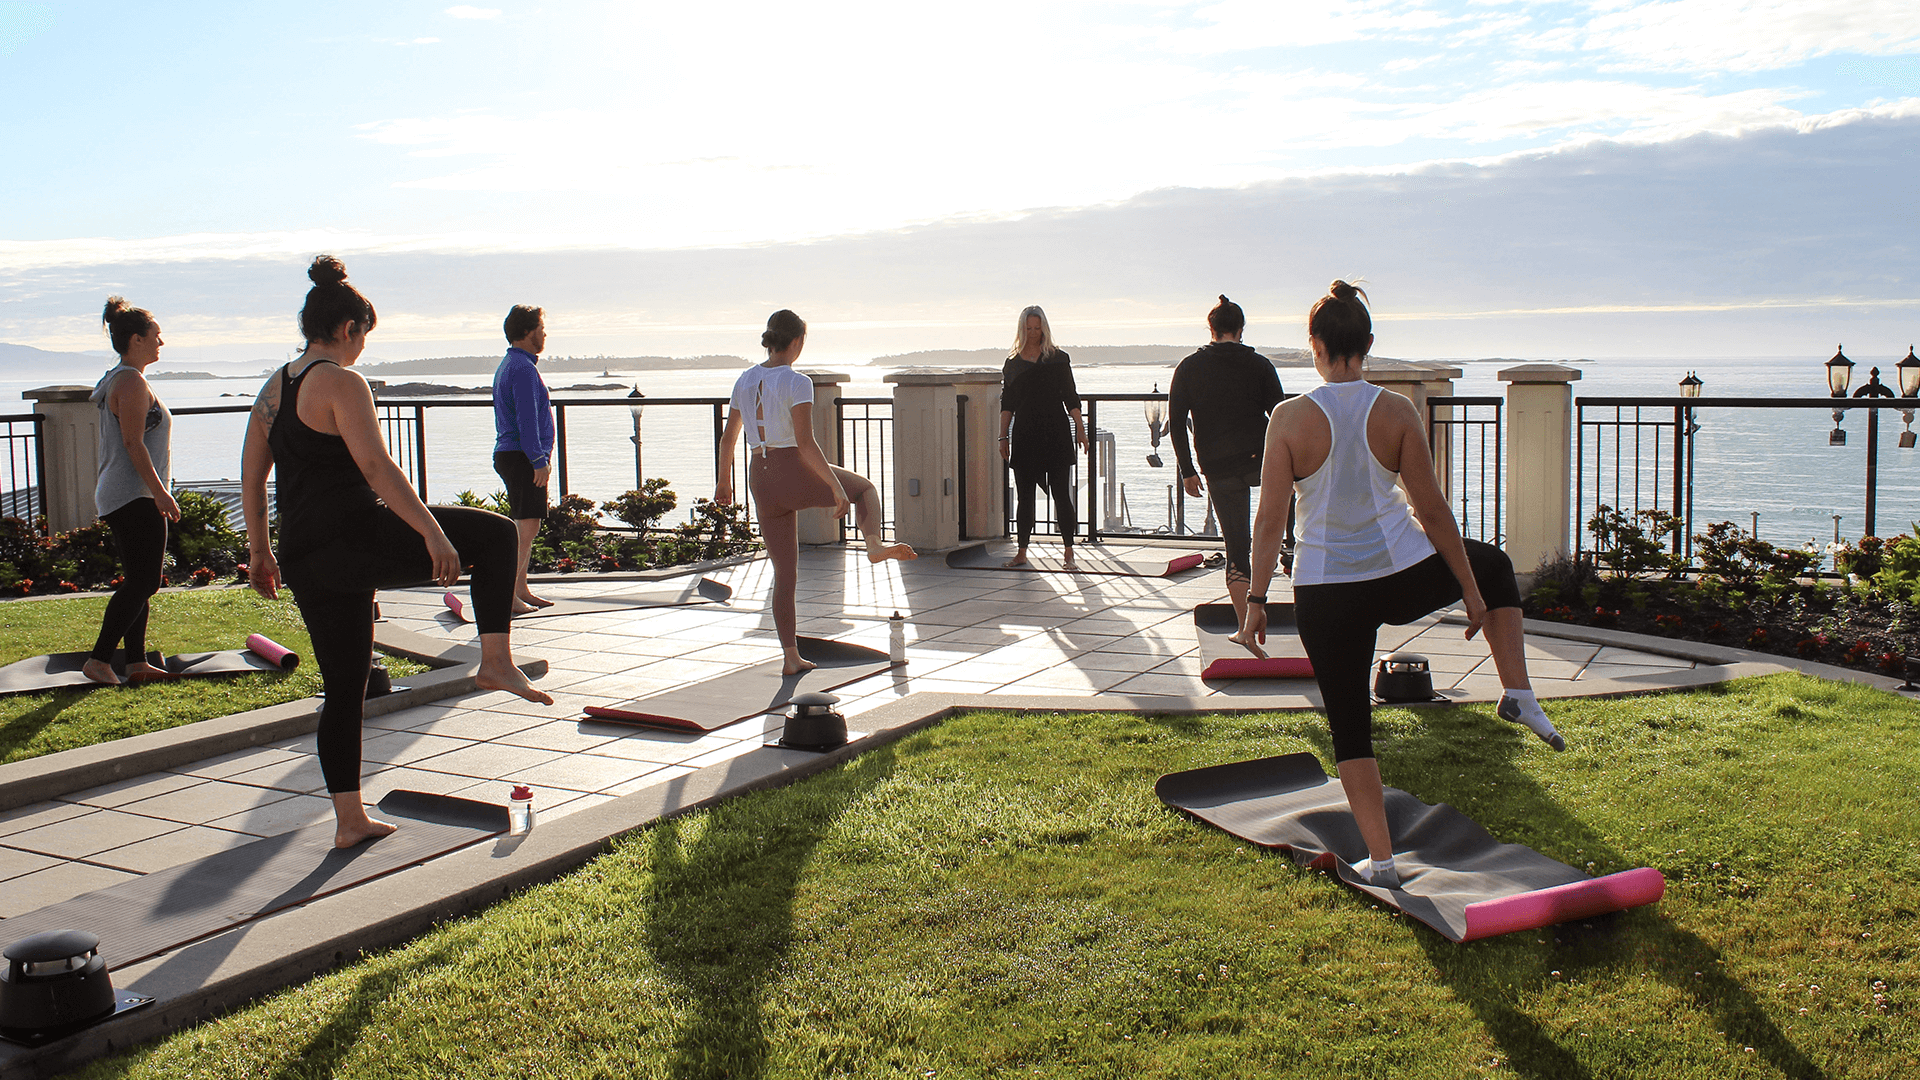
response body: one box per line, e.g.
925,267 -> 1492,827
444,5 -> 500,19
0,1 -> 53,57
1531,0 -> 1920,73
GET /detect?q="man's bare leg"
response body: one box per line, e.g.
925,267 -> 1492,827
513,518 -> 551,612
331,791 -> 397,849
474,633 -> 554,705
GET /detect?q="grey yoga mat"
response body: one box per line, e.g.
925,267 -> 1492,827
436,576 -> 731,623
1192,603 -> 1315,679
945,543 -> 1205,577
584,636 -> 896,733
0,649 -> 286,697
1156,753 -> 1664,942
0,791 -> 507,972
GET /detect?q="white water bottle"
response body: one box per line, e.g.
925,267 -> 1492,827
889,612 -> 906,664
508,784 -> 535,835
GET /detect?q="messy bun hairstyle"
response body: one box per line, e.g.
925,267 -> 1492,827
761,309 -> 807,352
298,255 -> 378,344
1207,294 -> 1245,338
1308,279 -> 1371,360
101,296 -> 157,356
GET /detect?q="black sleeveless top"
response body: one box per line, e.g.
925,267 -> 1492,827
269,360 -> 381,568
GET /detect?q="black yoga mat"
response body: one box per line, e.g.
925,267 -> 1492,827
584,637 -> 896,733
944,542 -> 1205,578
0,649 -> 286,698
437,576 -> 731,623
0,792 -> 506,972
1193,603 -> 1314,679
1156,753 -> 1664,942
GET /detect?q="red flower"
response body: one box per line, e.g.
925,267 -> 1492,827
555,557 -> 577,573
58,581 -> 79,593
190,567 -> 215,586
13,580 -> 30,596
1747,627 -> 1770,646
1879,652 -> 1906,674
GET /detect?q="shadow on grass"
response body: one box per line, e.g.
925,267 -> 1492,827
259,938 -> 469,1080
1295,704 -> 1828,1080
643,746 -> 900,1080
0,690 -> 87,762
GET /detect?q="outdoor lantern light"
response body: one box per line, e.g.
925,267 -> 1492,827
1678,372 -> 1702,398
1827,345 -> 1855,397
1899,347 -> 1920,448
626,386 -> 646,484
1145,383 -> 1168,468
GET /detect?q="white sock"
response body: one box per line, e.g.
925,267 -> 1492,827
1500,689 -> 1559,739
1352,855 -> 1396,882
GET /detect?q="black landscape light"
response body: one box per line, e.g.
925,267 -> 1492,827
0,929 -> 151,1047
779,691 -> 849,751
1898,348 -> 1920,448
1374,652 -> 1435,703
1827,345 -> 1855,397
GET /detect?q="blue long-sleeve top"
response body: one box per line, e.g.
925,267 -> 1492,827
492,347 -> 554,468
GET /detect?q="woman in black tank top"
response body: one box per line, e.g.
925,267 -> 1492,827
241,256 -> 552,849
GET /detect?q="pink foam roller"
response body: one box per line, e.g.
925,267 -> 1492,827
1201,656 -> 1316,679
443,591 -> 465,618
245,633 -> 301,671
1461,867 -> 1666,941
1166,553 -> 1205,574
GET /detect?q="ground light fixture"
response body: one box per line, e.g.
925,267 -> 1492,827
1898,347 -> 1920,448
778,691 -> 851,751
0,929 -> 152,1047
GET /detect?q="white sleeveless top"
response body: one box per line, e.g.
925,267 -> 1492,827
728,364 -> 813,453
1291,380 -> 1435,585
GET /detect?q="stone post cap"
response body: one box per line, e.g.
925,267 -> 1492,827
883,367 -> 1004,387
23,386 -> 93,403
797,370 -> 851,386
1498,363 -> 1582,384
1363,360 -> 1465,381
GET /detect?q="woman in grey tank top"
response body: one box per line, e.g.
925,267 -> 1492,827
84,298 -> 180,686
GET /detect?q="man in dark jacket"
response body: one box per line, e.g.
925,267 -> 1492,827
493,304 -> 556,612
1168,295 -> 1285,624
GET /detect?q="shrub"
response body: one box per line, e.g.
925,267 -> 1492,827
1586,504 -> 1682,578
1872,534 -> 1920,604
606,479 -> 678,533
1696,521 -> 1818,588
543,494 -> 600,547
169,490 -> 247,576
454,489 -> 514,515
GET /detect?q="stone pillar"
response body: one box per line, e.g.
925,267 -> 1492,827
1499,364 -> 1581,573
797,371 -> 849,545
24,386 -> 100,534
884,369 -> 963,551
946,370 -> 1005,540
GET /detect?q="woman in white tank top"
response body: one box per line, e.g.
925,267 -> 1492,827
1235,281 -> 1565,891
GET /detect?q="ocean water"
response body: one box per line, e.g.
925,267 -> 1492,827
9,352 -> 1914,552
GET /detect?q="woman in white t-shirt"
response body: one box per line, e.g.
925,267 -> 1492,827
717,310 -> 915,674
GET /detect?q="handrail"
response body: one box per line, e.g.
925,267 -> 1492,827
1581,396 -> 1920,409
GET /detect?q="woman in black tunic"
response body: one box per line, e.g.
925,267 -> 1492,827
998,305 -> 1087,568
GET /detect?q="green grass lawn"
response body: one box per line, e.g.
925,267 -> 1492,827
0,590 -> 425,765
73,674 -> 1920,1079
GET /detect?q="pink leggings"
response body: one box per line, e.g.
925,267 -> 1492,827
748,448 -> 878,647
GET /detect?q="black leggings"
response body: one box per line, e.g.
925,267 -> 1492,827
286,505 -> 517,794
91,498 -> 168,663
1205,468 -> 1260,583
1013,465 -> 1076,549
1293,540 -> 1522,762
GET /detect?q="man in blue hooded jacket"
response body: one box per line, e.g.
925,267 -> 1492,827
493,304 -> 555,612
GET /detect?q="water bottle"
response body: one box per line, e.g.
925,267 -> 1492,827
508,784 -> 535,835
889,612 -> 906,664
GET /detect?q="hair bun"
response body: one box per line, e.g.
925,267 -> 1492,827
1329,280 -> 1356,301
101,296 -> 128,326
1218,294 -> 1229,304
309,254 -> 349,286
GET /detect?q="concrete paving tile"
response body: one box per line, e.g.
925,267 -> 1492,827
60,771 -> 203,809
1149,655 -> 1211,677
1398,631 -> 1495,656
545,650 -> 660,674
398,709 -> 550,741
225,755 -> 330,794
1592,647 -> 1692,669
1080,633 -> 1193,656
679,739 -> 769,771
511,753 -> 663,794
477,690 -> 600,718
0,801 -> 96,837
209,795 -> 336,838
361,731 -> 479,767
1000,667 -> 1135,693
358,766 -> 488,803
1581,662 -> 1695,680
1074,649 -> 1178,674
603,765 -> 700,797
409,741 -> 568,781
1105,672 -> 1209,698
1524,640 -> 1604,663
89,825 -> 261,873
119,780 -> 295,825
633,656 -> 753,682
1517,658 -> 1588,681
0,862 -> 141,918
493,719 -> 623,753
175,745 -> 305,781
5,810 -> 185,859
1421,651 -> 1485,675
0,845 -> 62,883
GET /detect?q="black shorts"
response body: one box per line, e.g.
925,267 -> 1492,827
493,451 -> 549,521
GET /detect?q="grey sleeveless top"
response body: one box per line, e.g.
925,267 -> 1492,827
91,365 -> 171,516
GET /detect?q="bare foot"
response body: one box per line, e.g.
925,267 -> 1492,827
81,658 -> 122,686
782,656 -> 818,677
520,592 -> 555,608
334,816 -> 398,849
1228,630 -> 1270,659
475,662 -> 555,705
123,662 -> 178,683
511,601 -> 539,616
1001,551 -> 1030,568
867,543 -> 918,564
1062,551 -> 1078,571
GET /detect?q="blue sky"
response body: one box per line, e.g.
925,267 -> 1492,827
2,1 -> 1916,362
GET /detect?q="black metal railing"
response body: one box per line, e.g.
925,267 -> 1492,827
1576,395 -> 1920,565
1427,396 -> 1503,545
837,397 -> 893,542
0,413 -> 47,527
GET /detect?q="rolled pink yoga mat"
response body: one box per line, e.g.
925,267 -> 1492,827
245,633 -> 301,671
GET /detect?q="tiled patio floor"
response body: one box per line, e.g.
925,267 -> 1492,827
0,542 -> 1700,917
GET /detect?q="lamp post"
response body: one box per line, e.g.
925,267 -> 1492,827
1853,365 -> 1895,538
1828,345 -> 1854,445
1679,372 -> 1701,561
1899,346 -> 1920,449
626,386 -> 645,488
